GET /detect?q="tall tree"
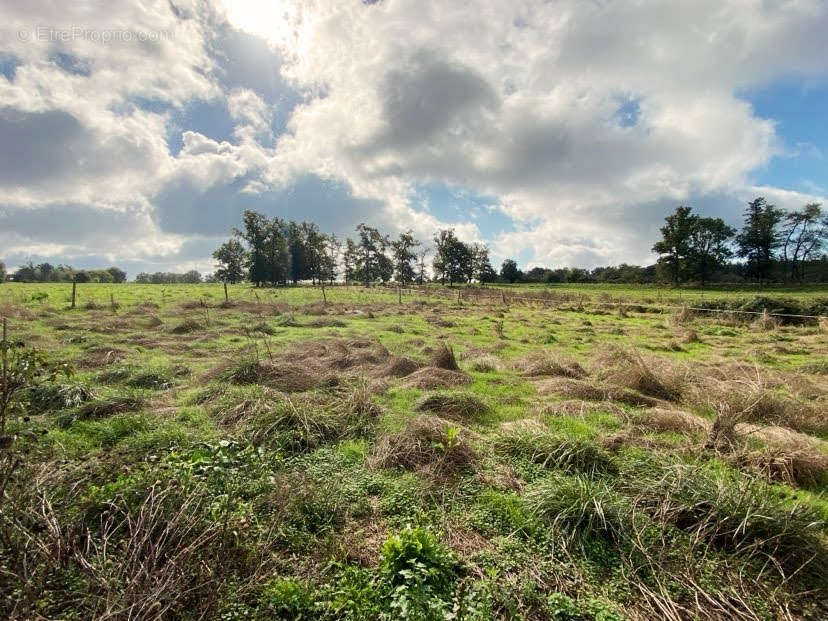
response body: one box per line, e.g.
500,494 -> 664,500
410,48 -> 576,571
500,259 -> 521,283
391,230 -> 420,285
471,244 -> 495,284
212,239 -> 247,284
735,197 -> 783,284
287,221 -> 308,285
265,217 -> 290,286
688,217 -> 735,287
782,203 -> 826,283
301,222 -> 327,285
356,223 -> 389,286
416,247 -> 429,285
432,229 -> 472,286
343,238 -> 360,283
235,210 -> 270,287
106,267 -> 127,283
322,234 -> 341,285
652,206 -> 697,287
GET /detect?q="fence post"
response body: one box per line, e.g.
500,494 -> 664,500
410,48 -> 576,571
224,281 -> 229,303
71,280 -> 77,309
322,282 -> 328,304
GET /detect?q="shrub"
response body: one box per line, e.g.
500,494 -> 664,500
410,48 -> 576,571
27,383 -> 95,412
379,526 -> 458,619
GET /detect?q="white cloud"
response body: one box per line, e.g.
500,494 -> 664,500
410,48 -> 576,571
0,0 -> 827,272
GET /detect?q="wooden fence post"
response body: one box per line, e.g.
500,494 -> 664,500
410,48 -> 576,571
71,280 -> 77,309
224,281 -> 229,303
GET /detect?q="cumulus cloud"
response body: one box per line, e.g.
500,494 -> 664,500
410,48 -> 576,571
0,0 -> 826,273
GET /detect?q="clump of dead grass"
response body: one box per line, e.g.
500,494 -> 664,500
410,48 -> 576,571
636,407 -> 709,435
170,318 -> 203,334
376,355 -> 420,378
402,367 -> 471,390
415,392 -> 490,421
430,342 -> 459,371
513,352 -> 587,379
466,355 -> 500,373
211,358 -> 319,392
592,347 -> 687,401
369,415 -> 476,477
731,423 -> 828,488
537,399 -> 628,420
753,309 -> 780,331
689,369 -> 826,435
537,377 -> 659,407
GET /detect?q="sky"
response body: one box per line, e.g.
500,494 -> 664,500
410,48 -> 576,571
0,0 -> 826,278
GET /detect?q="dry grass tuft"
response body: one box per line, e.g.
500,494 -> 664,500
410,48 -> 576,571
667,305 -> 692,327
369,415 -> 476,477
681,329 -> 700,344
537,377 -> 659,408
430,341 -> 460,371
414,392 -> 490,421
592,347 -> 687,401
376,355 -> 420,378
637,407 -> 709,434
513,352 -> 587,379
402,367 -> 471,390
730,423 -> 828,488
753,309 -> 780,331
466,354 -> 501,373
170,318 -> 203,334
537,399 -> 628,420
689,369 -> 826,435
0,303 -> 36,320
211,359 -> 319,392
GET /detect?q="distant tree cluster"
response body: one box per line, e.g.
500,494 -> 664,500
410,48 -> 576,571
3,198 -> 824,289
134,270 -> 202,284
212,210 -> 500,288
651,199 -> 827,286
6,263 -> 127,283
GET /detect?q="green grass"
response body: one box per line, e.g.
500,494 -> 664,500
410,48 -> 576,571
1,281 -> 826,620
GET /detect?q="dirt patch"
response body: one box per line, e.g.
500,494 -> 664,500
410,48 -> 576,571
78,346 -> 128,369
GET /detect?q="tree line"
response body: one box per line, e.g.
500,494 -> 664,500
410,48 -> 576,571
1,198 -> 825,287
1,262 -> 127,284
210,211 -> 502,288
134,270 -> 203,284
651,199 -> 827,286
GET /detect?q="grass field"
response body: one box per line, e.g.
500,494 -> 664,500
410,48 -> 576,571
1,282 -> 827,619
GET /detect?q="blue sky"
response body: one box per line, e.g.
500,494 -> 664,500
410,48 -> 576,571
744,80 -> 827,195
0,0 -> 826,276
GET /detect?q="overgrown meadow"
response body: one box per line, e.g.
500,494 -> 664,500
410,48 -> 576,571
1,282 -> 827,620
